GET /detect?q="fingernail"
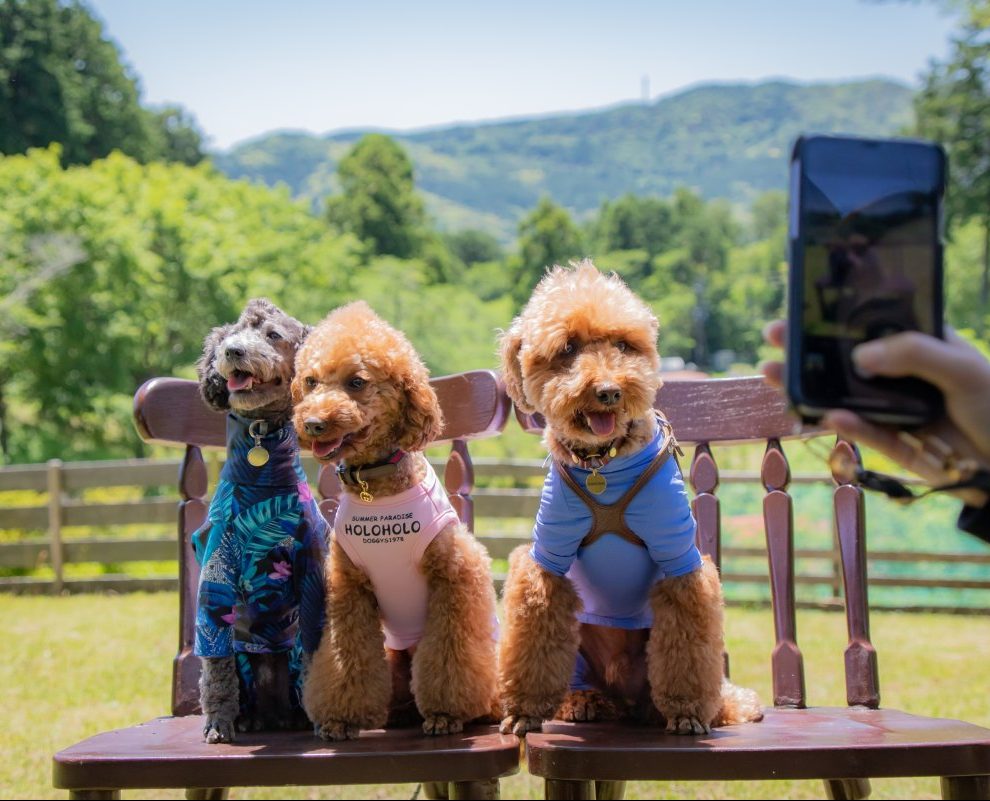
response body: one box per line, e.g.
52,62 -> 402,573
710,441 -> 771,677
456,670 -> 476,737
852,341 -> 884,376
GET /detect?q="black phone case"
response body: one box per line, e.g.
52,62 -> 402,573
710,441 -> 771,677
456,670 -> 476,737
786,134 -> 946,427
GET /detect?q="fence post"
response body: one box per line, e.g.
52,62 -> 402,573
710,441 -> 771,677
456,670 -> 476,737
830,529 -> 843,604
47,458 -> 64,594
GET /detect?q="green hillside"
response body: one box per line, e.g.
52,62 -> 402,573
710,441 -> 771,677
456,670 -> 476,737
214,79 -> 915,239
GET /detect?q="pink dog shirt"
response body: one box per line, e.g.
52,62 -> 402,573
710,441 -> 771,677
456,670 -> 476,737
333,462 -> 459,650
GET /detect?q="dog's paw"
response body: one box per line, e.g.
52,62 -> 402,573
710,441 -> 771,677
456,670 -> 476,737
499,714 -> 543,736
556,690 -> 606,722
203,716 -> 236,744
664,715 -> 711,736
315,720 -> 361,741
423,714 -> 463,736
236,714 -> 265,733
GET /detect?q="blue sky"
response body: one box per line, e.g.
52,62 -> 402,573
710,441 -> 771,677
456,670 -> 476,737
85,0 -> 960,151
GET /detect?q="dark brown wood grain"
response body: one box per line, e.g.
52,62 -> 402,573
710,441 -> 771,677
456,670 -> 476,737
53,717 -> 519,790
762,440 -> 806,709
525,711 -> 990,781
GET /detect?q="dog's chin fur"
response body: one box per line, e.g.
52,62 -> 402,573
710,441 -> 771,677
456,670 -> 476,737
227,383 -> 289,415
548,409 -> 659,465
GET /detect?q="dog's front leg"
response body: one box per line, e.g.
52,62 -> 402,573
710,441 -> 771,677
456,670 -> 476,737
412,525 -> 500,736
498,545 -> 581,736
200,656 -> 240,743
302,539 -> 390,741
646,557 -> 725,734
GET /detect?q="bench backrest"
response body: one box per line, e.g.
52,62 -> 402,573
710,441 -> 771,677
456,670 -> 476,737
515,375 -> 877,711
133,371 -> 511,715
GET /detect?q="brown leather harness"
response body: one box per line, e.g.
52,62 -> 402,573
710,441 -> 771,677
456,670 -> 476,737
556,421 -> 679,550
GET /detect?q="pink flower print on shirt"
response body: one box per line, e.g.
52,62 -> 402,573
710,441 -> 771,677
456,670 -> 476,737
220,610 -> 237,625
297,481 -> 313,503
269,560 -> 292,581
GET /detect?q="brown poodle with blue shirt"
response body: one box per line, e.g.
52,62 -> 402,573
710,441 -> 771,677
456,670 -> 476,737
497,261 -> 762,736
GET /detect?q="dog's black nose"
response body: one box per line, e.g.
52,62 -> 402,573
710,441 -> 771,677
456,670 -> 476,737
304,418 -> 327,437
596,385 -> 622,406
225,346 -> 245,361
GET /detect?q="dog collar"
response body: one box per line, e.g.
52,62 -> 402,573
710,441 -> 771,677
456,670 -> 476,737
558,437 -> 624,496
565,443 -> 620,472
557,413 -> 680,495
337,450 -> 408,502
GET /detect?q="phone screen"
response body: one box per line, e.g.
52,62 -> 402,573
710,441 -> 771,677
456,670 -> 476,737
789,135 -> 945,424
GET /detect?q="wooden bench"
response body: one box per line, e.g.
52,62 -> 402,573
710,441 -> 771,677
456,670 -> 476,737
519,376 -> 990,801
52,371 -> 520,800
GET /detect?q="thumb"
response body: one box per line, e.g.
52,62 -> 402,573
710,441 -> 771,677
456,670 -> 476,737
852,331 -> 990,395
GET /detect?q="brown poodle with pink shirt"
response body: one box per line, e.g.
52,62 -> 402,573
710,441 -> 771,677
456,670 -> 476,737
292,301 -> 500,740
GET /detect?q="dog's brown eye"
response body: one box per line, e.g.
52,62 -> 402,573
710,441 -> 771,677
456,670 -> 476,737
615,340 -> 628,352
267,330 -> 282,342
561,340 -> 577,356
304,376 -> 317,390
347,376 -> 367,391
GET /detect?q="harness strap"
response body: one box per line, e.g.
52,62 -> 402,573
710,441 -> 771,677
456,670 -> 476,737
556,422 -> 677,550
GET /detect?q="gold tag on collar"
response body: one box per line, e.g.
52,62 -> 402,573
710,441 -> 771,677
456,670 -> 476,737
358,477 -> 374,504
585,470 -> 607,495
247,445 -> 270,467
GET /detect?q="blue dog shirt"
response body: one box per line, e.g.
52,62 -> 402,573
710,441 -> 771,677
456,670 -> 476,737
530,422 -> 701,631
192,413 -> 329,711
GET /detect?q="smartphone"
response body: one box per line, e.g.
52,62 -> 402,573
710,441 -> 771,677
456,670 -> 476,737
786,133 -> 946,426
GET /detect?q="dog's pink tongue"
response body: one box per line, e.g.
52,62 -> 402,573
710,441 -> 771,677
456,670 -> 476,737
312,438 -> 343,460
587,412 -> 616,437
227,373 -> 253,392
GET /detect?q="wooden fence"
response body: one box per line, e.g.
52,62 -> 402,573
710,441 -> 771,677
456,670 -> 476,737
2,457 -> 989,612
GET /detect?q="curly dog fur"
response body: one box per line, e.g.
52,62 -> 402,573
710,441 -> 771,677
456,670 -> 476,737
498,260 -> 762,736
293,301 -> 499,740
193,297 -> 327,743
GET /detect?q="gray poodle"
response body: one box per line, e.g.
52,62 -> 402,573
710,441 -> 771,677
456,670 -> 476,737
193,298 -> 328,743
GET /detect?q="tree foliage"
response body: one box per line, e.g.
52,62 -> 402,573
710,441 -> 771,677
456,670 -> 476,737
325,133 -> 428,260
510,196 -> 585,306
915,8 -> 990,329
0,0 -> 202,166
0,147 -> 359,461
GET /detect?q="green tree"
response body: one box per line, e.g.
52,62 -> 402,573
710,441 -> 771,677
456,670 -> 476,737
325,134 -> 428,260
510,196 -> 584,306
914,13 -> 990,332
146,104 -> 205,166
591,194 -> 674,259
0,147 -> 360,462
444,228 -> 503,266
0,0 -> 158,164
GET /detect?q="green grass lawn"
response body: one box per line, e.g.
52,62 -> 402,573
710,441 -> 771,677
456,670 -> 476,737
4,593 -> 989,800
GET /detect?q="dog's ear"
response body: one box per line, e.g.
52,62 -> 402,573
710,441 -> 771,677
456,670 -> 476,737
196,323 -> 232,411
398,373 -> 444,452
498,321 -> 535,414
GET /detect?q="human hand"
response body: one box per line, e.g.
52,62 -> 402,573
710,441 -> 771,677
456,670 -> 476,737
760,320 -> 990,508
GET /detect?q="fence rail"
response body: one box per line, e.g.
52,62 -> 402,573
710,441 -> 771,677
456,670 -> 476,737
2,457 -> 989,612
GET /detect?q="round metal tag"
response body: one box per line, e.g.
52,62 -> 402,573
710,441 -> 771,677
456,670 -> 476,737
585,472 -> 607,495
247,446 -> 270,467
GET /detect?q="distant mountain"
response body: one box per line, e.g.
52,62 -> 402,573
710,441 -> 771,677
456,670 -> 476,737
213,79 -> 915,240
